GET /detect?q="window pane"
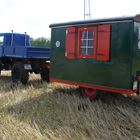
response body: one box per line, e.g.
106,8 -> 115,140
81,48 -> 86,55
0,36 -> 3,45
87,48 -> 93,55
88,40 -> 93,46
81,40 -> 86,46
88,32 -> 93,39
82,31 -> 87,39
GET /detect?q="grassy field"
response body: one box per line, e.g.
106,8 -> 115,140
0,72 -> 140,140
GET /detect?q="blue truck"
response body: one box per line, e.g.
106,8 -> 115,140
0,32 -> 50,84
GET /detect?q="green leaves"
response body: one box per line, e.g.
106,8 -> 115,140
30,37 -> 50,48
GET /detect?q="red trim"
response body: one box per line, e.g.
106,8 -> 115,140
65,27 -> 76,59
50,78 -> 136,95
96,24 -> 111,61
77,27 -> 97,58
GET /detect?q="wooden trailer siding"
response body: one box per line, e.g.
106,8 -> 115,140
50,16 -> 137,92
132,22 -> 140,74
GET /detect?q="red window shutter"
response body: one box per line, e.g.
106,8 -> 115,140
96,25 -> 111,61
65,27 -> 76,59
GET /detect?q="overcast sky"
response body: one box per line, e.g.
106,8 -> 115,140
0,0 -> 140,38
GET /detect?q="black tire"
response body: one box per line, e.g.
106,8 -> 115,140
0,60 -> 2,75
40,68 -> 49,82
11,63 -> 21,83
11,62 -> 29,84
20,69 -> 29,85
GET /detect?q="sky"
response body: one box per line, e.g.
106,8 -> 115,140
0,0 -> 140,38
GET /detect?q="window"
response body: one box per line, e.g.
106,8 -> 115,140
65,24 -> 111,61
78,27 -> 96,58
0,36 -> 4,46
81,31 -> 94,55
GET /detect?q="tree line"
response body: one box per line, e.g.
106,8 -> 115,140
30,37 -> 50,47
0,37 -> 51,47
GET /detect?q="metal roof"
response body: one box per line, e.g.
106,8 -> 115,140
50,15 -> 140,28
0,33 -> 29,36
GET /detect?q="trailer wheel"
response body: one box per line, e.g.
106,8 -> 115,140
40,68 -> 49,82
12,63 -> 29,84
80,87 -> 97,100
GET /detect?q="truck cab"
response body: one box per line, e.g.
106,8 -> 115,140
0,33 -> 30,47
0,32 -> 31,71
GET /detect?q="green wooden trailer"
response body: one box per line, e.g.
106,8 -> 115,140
49,15 -> 140,98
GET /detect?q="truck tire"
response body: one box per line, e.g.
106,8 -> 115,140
12,62 -> 29,84
40,68 -> 49,82
20,69 -> 29,85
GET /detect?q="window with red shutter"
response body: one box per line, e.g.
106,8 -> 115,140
77,27 -> 97,58
96,25 -> 111,61
66,25 -> 111,60
65,27 -> 76,59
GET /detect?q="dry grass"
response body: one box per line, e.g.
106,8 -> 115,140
0,71 -> 140,140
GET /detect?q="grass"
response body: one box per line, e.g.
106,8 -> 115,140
0,71 -> 140,139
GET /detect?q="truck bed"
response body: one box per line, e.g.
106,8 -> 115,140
0,46 -> 50,59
